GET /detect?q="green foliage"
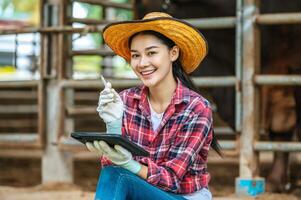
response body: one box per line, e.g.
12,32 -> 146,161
73,55 -> 102,73
0,0 -> 40,25
11,0 -> 38,13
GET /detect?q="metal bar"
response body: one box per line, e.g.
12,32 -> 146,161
0,25 -> 105,35
255,75 -> 301,85
185,17 -> 236,29
255,142 -> 301,152
71,48 -> 114,56
9,13 -> 300,36
235,0 -> 243,132
192,76 -> 237,87
0,80 -> 39,88
219,140 -> 237,150
37,81 -> 46,148
69,17 -> 115,25
60,78 -> 140,89
215,127 -> 236,136
72,0 -> 132,10
60,76 -> 237,89
256,12 -> 301,25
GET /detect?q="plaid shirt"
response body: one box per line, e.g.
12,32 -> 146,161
100,81 -> 213,194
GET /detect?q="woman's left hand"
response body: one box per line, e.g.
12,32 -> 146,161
93,141 -> 142,174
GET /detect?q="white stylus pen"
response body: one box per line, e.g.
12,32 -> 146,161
100,74 -> 107,87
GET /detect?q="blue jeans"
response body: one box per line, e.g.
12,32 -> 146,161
94,166 -> 186,200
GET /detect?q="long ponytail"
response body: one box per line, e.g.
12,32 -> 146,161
172,60 -> 222,156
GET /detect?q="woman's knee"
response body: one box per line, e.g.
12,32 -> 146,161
99,166 -> 129,184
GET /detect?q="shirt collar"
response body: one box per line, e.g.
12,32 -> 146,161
133,79 -> 191,105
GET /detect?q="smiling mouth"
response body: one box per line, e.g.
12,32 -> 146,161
140,69 -> 157,76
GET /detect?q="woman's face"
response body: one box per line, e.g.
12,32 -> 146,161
130,34 -> 179,88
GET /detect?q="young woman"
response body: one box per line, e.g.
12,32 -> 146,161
86,12 -> 221,200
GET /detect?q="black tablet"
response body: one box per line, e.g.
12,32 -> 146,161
71,132 -> 149,157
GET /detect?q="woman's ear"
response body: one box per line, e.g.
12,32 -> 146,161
170,46 -> 180,62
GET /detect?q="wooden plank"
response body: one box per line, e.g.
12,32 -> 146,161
0,90 -> 37,99
66,106 -> 96,116
0,80 -> 39,88
0,149 -> 42,158
0,119 -> 36,128
0,133 -> 41,149
0,105 -> 37,114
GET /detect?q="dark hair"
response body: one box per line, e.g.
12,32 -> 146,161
129,31 -> 222,156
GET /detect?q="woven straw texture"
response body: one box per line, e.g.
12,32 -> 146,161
103,12 -> 207,74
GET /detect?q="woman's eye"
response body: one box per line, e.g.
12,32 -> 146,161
147,51 -> 156,56
131,54 -> 139,59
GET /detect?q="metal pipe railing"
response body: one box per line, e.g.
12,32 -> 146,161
0,16 -> 237,35
185,17 -> 236,29
60,76 -> 237,89
254,75 -> 301,85
0,26 -> 106,35
72,0 -> 133,10
71,48 -> 114,56
254,142 -> 301,152
69,18 -> 116,25
256,12 -> 301,25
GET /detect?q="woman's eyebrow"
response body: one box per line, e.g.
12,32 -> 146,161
130,46 -> 159,52
145,46 -> 159,51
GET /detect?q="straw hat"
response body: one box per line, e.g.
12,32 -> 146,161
103,12 -> 208,74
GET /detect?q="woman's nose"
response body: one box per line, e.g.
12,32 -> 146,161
138,55 -> 150,67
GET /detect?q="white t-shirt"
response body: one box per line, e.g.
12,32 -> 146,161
149,101 -> 164,131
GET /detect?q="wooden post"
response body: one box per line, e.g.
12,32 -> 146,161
41,0 -> 73,183
42,80 -> 73,182
236,0 -> 264,196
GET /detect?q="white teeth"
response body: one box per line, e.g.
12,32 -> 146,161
140,69 -> 156,75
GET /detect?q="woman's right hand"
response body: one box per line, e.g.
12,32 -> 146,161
96,81 -> 124,123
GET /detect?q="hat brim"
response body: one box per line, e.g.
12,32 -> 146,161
103,17 -> 208,74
